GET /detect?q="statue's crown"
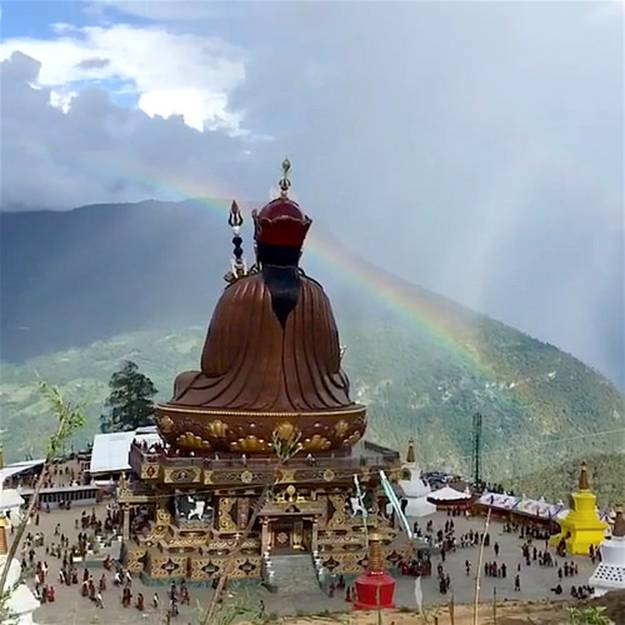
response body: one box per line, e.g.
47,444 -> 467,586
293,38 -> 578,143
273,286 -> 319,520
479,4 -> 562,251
252,158 -> 311,249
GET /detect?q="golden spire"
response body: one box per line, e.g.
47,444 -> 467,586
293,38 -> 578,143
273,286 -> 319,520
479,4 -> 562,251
406,438 -> 416,464
278,158 -> 292,198
367,532 -> 384,572
613,505 -> 625,538
578,461 -> 590,491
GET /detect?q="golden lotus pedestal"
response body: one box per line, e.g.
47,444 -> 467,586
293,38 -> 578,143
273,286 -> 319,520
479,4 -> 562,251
155,403 -> 368,455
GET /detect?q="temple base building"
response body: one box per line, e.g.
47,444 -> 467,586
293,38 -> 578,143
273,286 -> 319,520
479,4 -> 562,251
550,462 -> 608,556
121,162 -> 404,585
589,505 -> 625,597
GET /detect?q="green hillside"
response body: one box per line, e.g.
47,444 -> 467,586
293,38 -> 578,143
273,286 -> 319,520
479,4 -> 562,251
2,319 -> 623,482
502,453 -> 625,509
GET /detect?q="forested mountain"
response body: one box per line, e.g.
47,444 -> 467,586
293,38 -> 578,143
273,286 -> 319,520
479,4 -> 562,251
1,201 -> 623,480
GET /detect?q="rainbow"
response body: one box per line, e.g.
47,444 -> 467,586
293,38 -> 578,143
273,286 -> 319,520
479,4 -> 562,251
93,155 -> 493,378
306,225 -> 491,376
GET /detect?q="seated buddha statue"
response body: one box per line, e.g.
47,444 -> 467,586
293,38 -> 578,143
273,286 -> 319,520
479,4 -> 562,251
158,161 -> 365,454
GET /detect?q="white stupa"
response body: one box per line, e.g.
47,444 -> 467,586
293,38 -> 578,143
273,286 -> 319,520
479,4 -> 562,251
589,505 -> 625,597
396,438 -> 436,517
0,448 -> 39,625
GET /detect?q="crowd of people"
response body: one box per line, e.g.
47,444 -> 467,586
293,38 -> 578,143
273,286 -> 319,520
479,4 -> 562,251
393,511 -> 601,603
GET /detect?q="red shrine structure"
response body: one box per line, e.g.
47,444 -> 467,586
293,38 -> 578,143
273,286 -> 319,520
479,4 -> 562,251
121,160 -> 404,588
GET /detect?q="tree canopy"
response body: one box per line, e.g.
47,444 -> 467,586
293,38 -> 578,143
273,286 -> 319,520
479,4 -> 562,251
100,360 -> 157,433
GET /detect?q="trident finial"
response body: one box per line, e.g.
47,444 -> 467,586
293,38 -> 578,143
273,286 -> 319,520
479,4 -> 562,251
228,200 -> 243,229
279,157 -> 291,198
225,200 -> 247,283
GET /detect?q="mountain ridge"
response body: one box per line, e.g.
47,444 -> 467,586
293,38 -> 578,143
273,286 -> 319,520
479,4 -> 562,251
1,200 -> 623,482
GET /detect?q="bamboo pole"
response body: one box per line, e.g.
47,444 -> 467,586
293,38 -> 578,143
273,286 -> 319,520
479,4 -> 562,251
492,586 -> 497,625
472,509 -> 491,625
449,592 -> 455,625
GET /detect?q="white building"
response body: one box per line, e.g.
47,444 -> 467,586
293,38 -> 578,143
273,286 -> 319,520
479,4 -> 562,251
589,505 -> 625,597
89,426 -> 162,482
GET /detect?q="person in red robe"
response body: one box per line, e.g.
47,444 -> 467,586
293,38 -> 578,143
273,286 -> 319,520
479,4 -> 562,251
47,586 -> 55,602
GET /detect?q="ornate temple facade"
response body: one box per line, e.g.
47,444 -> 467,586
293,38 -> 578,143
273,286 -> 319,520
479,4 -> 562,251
121,162 -> 403,584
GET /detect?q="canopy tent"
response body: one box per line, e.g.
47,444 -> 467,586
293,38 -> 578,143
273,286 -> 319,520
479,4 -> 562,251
515,495 -> 566,520
477,491 -> 571,525
428,486 -> 472,502
478,492 -> 520,510
0,459 -> 45,487
89,426 -> 162,476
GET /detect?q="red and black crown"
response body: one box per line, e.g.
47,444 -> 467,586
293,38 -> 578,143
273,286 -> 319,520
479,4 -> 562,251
252,158 -> 311,248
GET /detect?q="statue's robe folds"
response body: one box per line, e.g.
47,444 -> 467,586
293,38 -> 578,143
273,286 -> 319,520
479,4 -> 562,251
172,273 -> 353,411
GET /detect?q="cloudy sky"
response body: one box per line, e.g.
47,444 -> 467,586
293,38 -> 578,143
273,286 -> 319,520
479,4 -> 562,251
1,1 -> 623,388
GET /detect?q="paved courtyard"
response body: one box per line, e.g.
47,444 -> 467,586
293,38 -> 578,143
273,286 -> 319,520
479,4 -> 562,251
18,505 -> 596,624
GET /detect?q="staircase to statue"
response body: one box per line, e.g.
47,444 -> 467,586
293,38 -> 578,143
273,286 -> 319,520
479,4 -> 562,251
268,554 -> 320,593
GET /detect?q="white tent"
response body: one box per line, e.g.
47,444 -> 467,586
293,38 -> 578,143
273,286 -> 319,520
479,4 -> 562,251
428,486 -> 471,502
0,460 -> 45,487
89,426 -> 162,476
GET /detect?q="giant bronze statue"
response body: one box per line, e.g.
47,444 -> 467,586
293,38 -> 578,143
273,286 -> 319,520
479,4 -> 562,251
125,161 -> 401,584
156,160 -> 366,453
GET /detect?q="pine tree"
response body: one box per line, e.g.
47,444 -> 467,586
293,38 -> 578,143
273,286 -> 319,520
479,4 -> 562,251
100,360 -> 158,433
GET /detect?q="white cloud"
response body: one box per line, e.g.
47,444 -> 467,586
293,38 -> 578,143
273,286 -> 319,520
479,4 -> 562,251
0,51 -> 254,210
0,24 -> 246,133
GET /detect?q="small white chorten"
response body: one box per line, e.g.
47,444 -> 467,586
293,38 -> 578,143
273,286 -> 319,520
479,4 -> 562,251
589,504 -> 625,597
397,438 -> 435,517
0,515 -> 40,624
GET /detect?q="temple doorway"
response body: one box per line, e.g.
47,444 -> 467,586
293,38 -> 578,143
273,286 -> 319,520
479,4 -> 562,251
270,517 -> 313,554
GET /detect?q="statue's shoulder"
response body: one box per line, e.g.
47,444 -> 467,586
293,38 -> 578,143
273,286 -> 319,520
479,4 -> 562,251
300,271 -> 327,294
221,273 -> 265,298
225,272 -> 263,289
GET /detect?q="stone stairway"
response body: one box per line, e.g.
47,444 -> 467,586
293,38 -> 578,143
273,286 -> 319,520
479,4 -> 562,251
268,554 -> 320,593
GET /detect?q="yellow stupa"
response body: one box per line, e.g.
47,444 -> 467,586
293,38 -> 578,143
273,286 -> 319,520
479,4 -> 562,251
550,462 -> 608,555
